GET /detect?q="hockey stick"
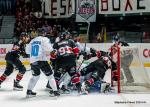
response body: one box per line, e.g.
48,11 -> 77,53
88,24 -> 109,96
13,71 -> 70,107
77,17 -> 90,71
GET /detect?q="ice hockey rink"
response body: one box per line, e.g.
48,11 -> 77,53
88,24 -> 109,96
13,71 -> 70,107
0,65 -> 150,107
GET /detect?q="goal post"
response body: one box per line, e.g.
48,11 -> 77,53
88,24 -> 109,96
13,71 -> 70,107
111,46 -> 150,93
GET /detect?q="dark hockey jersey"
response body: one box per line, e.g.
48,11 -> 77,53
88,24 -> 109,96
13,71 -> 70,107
53,39 -> 76,58
52,39 -> 77,67
5,41 -> 27,61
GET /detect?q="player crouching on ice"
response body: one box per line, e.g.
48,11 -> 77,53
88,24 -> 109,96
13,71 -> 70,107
0,33 -> 30,91
79,48 -> 117,93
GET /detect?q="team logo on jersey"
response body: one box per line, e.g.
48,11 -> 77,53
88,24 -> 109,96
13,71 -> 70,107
77,0 -> 96,20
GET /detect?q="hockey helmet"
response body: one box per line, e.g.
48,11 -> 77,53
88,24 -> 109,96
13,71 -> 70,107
20,32 -> 28,37
20,32 -> 28,40
60,31 -> 70,40
20,32 -> 30,43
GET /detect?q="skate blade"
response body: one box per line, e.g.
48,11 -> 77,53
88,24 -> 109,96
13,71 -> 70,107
26,95 -> 36,98
49,94 -> 59,100
62,92 -> 70,94
49,94 -> 59,97
59,90 -> 70,94
81,91 -> 88,95
13,87 -> 23,91
78,91 -> 88,96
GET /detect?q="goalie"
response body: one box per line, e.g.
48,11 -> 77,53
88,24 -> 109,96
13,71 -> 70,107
112,40 -> 134,83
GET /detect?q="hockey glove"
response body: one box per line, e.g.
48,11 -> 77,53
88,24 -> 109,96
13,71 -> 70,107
73,47 -> 79,57
50,49 -> 57,59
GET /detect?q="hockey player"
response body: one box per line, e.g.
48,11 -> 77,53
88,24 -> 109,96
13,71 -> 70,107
25,29 -> 59,97
0,33 -> 30,90
47,31 -> 92,93
80,49 -> 117,93
112,40 -> 134,83
49,31 -> 85,94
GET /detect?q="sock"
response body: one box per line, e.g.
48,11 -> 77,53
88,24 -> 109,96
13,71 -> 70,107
0,74 -> 7,82
27,76 -> 40,91
47,75 -> 57,91
16,73 -> 23,82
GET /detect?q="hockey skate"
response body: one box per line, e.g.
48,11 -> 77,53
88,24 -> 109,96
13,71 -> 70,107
13,80 -> 23,91
49,90 -> 60,97
101,83 -> 114,93
59,85 -> 70,94
26,90 -> 37,98
80,82 -> 89,95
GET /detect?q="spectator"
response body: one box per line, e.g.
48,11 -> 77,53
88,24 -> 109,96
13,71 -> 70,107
97,32 -> 103,43
30,27 -> 37,39
50,26 -> 59,43
112,32 -> 120,43
42,21 -> 52,33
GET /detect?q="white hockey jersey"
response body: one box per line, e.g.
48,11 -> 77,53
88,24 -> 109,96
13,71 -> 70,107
25,36 -> 53,63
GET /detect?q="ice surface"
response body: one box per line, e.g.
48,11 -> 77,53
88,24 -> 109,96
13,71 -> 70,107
0,66 -> 150,107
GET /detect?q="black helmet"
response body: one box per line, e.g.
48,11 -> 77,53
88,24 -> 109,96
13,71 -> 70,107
20,32 -> 28,36
20,32 -> 28,39
60,31 -> 70,40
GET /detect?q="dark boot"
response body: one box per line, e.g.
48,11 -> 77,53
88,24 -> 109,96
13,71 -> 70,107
49,90 -> 60,97
26,90 -> 37,98
59,85 -> 70,94
13,80 -> 23,91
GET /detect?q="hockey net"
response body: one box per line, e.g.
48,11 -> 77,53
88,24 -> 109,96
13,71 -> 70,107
112,46 -> 150,93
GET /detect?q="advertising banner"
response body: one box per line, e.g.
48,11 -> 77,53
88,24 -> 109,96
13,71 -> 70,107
0,43 -> 149,67
43,0 -> 74,18
76,0 -> 96,22
99,0 -> 150,15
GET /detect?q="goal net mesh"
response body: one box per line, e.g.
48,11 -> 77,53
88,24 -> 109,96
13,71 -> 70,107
114,46 -> 150,93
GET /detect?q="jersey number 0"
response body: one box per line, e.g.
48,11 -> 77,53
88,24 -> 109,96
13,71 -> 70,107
31,45 -> 39,56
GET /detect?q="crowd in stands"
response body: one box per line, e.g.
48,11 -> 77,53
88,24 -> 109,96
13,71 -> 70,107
0,16 -> 3,32
14,0 -> 77,43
